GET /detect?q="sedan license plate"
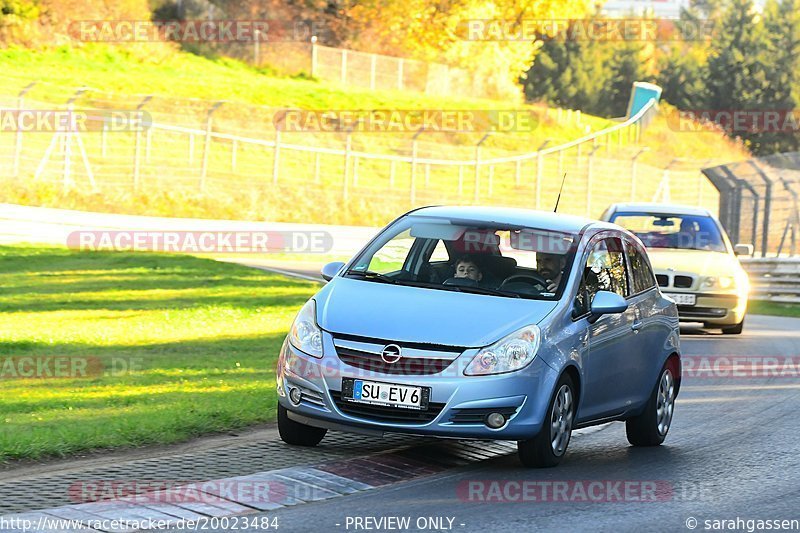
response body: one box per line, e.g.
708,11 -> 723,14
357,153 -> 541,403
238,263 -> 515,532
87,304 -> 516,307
342,378 -> 429,410
666,293 -> 696,306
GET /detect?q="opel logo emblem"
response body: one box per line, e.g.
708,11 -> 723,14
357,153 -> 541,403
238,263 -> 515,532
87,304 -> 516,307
381,344 -> 402,364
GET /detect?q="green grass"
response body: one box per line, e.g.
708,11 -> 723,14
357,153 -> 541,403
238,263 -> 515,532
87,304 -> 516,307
749,300 -> 800,318
0,245 -> 318,462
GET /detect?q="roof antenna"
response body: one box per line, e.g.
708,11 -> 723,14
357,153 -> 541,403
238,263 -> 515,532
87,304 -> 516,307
553,172 -> 567,213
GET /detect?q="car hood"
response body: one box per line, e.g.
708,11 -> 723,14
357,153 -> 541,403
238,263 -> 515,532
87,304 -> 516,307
316,277 -> 558,348
646,249 -> 743,276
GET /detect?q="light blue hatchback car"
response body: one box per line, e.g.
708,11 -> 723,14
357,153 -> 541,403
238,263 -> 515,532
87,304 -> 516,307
276,206 -> 681,467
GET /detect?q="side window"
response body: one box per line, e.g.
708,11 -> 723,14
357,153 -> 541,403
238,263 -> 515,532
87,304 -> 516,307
625,240 -> 656,294
574,237 -> 630,316
429,240 -> 451,263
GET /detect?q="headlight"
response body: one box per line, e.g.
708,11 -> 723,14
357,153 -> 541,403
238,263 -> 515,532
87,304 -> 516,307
288,299 -> 323,358
464,325 -> 541,376
701,276 -> 734,290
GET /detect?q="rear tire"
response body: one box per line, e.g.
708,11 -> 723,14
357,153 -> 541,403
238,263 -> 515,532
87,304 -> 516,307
518,374 -> 576,468
278,404 -> 327,446
626,362 -> 676,446
722,319 -> 744,335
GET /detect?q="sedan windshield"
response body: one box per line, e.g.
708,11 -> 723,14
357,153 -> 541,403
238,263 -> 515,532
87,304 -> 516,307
345,216 -> 578,300
609,212 -> 728,253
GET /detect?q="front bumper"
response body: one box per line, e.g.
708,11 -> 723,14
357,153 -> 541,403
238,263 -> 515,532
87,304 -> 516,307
276,337 -> 560,441
669,293 -> 747,326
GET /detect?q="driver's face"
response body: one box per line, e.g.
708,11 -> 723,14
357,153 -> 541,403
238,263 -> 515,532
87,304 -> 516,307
538,255 -> 564,280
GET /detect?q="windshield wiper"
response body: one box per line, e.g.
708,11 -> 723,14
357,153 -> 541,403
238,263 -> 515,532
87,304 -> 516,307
442,285 -> 521,298
345,269 -> 397,284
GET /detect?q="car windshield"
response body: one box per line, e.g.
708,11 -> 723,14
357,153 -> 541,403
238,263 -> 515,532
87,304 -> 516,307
345,216 -> 578,300
610,212 -> 728,253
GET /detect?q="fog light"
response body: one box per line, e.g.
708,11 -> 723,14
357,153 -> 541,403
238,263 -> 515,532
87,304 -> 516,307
485,412 -> 507,429
289,387 -> 302,405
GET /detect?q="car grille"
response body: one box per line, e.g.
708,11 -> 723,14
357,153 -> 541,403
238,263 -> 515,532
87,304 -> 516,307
330,391 -> 445,423
449,406 -> 519,424
674,275 -> 694,289
335,346 -> 453,375
656,274 -> 669,287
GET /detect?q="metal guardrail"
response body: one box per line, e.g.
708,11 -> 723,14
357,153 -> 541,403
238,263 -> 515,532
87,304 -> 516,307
741,258 -> 800,303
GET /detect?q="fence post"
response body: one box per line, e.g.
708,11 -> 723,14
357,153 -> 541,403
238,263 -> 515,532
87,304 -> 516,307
253,30 -> 261,65
474,133 -> 492,204
13,82 -> 35,178
133,95 -> 152,193
535,140 -> 550,210
343,132 -> 352,202
410,128 -> 425,205
201,101 -> 224,192
630,147 -> 649,201
231,139 -> 238,172
586,145 -> 600,217
272,129 -> 281,185
397,58 -> 404,90
101,121 -> 107,158
341,49 -> 348,84
370,54 -> 377,90
310,37 -> 318,78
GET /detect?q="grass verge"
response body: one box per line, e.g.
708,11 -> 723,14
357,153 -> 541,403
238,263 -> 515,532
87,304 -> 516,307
749,300 -> 800,319
0,244 -> 318,463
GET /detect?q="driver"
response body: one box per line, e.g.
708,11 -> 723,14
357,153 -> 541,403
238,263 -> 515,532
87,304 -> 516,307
537,252 -> 567,292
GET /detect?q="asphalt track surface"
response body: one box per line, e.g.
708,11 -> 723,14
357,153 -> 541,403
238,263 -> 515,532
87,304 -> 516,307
159,314 -> 800,533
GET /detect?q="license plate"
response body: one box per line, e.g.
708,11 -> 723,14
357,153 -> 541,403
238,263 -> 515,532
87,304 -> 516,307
342,378 -> 429,410
666,293 -> 696,306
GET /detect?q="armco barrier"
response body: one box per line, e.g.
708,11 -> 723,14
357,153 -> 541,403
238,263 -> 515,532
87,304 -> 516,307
741,258 -> 800,303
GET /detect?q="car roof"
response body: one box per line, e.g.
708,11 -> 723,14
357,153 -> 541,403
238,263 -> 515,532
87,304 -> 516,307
606,202 -> 713,217
408,206 -> 615,233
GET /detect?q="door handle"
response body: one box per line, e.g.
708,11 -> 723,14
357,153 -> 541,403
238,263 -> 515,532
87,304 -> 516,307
631,320 -> 643,332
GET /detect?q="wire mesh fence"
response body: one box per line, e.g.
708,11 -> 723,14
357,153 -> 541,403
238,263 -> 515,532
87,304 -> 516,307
703,155 -> 800,257
0,80 -> 719,226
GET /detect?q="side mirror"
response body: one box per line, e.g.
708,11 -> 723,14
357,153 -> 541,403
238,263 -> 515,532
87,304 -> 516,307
588,291 -> 628,324
321,261 -> 345,282
734,243 -> 753,256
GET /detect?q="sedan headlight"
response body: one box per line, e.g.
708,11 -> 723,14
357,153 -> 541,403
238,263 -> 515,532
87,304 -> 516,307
288,299 -> 323,358
701,276 -> 734,290
464,325 -> 541,376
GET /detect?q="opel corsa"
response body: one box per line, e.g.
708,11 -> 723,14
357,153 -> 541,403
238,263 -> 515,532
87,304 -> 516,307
276,207 -> 682,467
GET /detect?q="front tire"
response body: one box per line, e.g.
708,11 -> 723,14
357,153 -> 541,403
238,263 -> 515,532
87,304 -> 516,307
518,374 -> 576,468
278,404 -> 327,446
722,318 -> 744,335
626,363 -> 676,446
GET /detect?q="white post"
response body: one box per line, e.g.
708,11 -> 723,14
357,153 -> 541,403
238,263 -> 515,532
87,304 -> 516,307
370,54 -> 377,90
